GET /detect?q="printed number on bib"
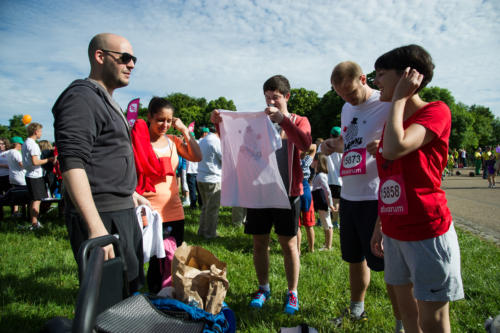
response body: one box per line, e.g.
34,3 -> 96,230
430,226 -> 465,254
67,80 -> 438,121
380,179 -> 401,205
343,151 -> 362,168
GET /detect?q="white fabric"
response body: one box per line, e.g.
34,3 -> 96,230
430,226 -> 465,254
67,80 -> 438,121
6,149 -> 26,185
326,152 -> 343,186
312,172 -> 333,206
186,160 -> 198,174
196,133 -> 222,183
219,110 -> 290,209
186,139 -> 199,174
340,90 -> 390,201
22,138 -> 43,178
135,205 -> 165,263
0,151 -> 9,177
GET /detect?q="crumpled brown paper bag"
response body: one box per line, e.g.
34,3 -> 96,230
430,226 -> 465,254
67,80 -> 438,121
172,242 -> 229,314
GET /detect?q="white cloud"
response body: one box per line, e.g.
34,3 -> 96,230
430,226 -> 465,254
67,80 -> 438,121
1,0 -> 499,141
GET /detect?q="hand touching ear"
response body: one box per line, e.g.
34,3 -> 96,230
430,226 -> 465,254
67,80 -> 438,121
392,67 -> 424,102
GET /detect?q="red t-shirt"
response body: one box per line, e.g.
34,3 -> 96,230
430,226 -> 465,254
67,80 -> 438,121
376,101 -> 452,241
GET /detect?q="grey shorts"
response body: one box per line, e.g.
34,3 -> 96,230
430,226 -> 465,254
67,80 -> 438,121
383,223 -> 464,302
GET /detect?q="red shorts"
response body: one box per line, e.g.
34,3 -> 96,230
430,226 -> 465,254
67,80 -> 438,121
299,197 -> 315,227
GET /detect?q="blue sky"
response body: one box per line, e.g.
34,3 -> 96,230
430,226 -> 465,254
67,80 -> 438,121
1,0 -> 499,141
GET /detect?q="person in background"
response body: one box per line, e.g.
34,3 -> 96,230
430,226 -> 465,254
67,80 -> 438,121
474,147 -> 482,176
196,127 -> 223,239
186,132 -> 201,209
4,137 -> 26,217
132,96 -> 202,293
371,44 -> 463,333
486,154 -> 496,188
39,140 -> 57,197
0,138 -> 11,195
311,153 -> 335,251
325,126 -> 343,229
297,143 -> 316,254
22,123 -> 55,230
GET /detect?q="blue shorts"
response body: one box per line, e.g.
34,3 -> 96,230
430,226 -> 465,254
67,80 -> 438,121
300,179 -> 312,212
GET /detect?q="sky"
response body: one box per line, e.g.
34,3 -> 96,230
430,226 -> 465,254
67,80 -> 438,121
1,0 -> 499,141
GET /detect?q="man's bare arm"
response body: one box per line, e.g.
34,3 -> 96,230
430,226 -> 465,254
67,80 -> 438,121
62,168 -> 115,260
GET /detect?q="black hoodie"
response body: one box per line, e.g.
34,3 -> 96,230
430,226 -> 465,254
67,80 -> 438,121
52,79 -> 136,212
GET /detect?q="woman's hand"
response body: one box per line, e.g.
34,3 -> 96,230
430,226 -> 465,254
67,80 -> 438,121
172,117 -> 188,134
392,67 -> 424,102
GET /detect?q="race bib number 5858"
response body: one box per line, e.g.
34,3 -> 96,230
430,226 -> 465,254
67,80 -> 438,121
378,175 -> 408,215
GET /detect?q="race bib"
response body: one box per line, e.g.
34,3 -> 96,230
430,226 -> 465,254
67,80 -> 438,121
378,175 -> 408,215
340,148 -> 366,176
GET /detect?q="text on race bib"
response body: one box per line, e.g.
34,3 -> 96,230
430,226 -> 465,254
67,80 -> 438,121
380,179 -> 401,205
342,151 -> 362,168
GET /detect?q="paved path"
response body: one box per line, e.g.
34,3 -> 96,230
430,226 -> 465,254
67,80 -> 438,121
442,168 -> 499,246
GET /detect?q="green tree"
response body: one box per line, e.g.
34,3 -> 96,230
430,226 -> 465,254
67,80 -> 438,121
8,115 -> 27,139
310,90 -> 344,140
469,104 -> 495,147
167,93 -> 207,112
449,103 -> 477,150
366,71 -> 377,89
204,97 -> 237,126
0,124 -> 9,139
288,88 -> 320,119
420,86 -> 456,108
492,118 -> 500,145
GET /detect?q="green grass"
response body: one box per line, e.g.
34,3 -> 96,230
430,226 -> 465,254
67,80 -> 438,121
1,206 -> 499,332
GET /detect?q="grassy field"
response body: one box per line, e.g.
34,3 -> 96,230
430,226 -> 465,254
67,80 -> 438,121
1,205 -> 499,332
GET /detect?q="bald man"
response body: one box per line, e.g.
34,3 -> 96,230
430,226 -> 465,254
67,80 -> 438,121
53,33 -> 148,292
322,61 -> 402,331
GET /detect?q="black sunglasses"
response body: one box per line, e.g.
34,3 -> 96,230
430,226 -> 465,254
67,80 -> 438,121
101,49 -> 137,65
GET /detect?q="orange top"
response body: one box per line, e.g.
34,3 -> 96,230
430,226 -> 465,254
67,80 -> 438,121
143,135 -> 198,222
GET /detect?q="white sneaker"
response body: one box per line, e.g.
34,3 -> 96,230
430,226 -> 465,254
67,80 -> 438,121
29,222 -> 43,230
182,199 -> 191,206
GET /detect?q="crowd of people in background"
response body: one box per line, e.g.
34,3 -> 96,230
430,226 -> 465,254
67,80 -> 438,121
0,123 -> 61,229
3,32 -> 500,332
444,145 -> 500,188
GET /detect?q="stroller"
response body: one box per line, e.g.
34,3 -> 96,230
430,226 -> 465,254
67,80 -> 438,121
42,235 -> 234,333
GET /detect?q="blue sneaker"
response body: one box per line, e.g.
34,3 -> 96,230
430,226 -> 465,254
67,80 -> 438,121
249,288 -> 271,308
284,291 -> 299,314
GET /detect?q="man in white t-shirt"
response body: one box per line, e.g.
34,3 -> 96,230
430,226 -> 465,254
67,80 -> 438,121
22,123 -> 55,230
6,136 -> 26,187
321,61 -> 402,331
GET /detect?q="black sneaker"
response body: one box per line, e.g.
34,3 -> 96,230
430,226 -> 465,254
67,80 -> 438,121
331,307 -> 368,327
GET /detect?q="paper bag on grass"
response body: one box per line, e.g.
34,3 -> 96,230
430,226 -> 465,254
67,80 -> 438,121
172,242 -> 229,314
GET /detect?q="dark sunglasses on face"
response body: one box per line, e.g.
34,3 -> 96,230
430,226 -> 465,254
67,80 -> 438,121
101,49 -> 137,65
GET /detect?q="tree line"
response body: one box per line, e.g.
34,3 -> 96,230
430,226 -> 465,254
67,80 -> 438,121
1,73 -> 498,151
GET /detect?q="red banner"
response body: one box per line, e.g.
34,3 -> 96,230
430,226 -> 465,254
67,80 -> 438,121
188,121 -> 195,132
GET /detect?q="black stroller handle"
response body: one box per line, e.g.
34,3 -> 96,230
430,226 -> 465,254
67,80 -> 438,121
77,235 -> 126,282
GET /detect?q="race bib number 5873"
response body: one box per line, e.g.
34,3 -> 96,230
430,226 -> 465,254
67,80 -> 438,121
340,148 -> 366,176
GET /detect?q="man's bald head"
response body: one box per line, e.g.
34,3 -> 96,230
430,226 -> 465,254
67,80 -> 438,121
331,61 -> 363,87
88,33 -> 129,65
87,33 -> 135,94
